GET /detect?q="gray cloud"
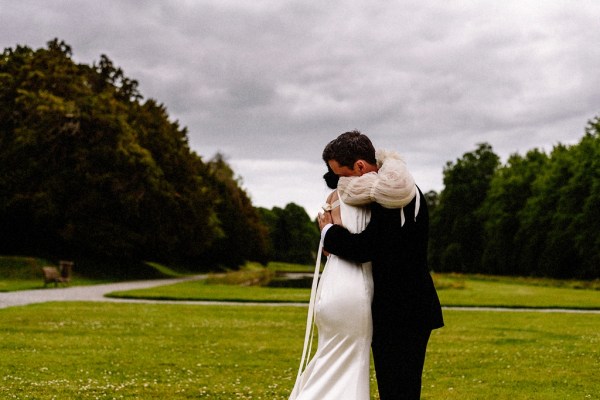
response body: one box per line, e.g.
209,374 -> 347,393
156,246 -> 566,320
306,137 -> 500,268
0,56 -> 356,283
2,0 -> 599,217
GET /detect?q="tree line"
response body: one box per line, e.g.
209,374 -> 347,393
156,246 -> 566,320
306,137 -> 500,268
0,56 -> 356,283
0,39 -> 318,275
428,125 -> 600,279
2,40 -> 597,280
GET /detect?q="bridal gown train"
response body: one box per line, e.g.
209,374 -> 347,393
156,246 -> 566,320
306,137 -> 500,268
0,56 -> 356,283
290,197 -> 373,400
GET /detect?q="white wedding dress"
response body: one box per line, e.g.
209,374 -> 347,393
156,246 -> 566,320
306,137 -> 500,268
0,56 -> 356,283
290,196 -> 373,400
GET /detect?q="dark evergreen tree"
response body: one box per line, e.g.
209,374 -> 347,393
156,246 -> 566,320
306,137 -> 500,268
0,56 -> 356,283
573,120 -> 600,278
258,203 -> 320,265
200,154 -> 269,268
429,143 -> 500,272
515,127 -> 600,279
424,190 -> 439,217
479,149 -> 548,275
0,39 -> 269,273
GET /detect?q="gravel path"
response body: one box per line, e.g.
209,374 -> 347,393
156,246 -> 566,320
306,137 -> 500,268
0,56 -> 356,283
0,276 -> 206,309
0,276 -> 307,309
1,278 -> 599,313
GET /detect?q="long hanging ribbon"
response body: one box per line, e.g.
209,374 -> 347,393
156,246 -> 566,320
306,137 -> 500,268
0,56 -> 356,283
400,185 -> 420,226
292,238 -> 324,394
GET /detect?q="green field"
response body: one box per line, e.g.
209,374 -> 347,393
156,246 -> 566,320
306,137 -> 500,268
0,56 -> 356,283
107,272 -> 600,310
108,281 -> 311,303
2,259 -> 599,398
435,274 -> 600,309
0,303 -> 598,399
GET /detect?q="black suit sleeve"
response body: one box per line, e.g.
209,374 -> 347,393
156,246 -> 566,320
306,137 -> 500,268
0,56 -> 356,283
322,206 -> 381,263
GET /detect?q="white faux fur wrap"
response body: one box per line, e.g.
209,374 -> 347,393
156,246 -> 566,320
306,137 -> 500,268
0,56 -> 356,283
337,149 -> 416,209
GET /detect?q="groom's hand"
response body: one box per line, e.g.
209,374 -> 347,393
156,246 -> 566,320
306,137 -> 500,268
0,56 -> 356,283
318,211 -> 332,231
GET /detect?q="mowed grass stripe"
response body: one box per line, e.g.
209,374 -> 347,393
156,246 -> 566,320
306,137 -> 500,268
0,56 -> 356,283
107,275 -> 600,309
0,302 -> 598,399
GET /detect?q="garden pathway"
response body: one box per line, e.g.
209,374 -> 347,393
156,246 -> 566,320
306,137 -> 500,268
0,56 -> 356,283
0,276 -> 205,309
0,275 -> 307,310
1,278 -> 599,313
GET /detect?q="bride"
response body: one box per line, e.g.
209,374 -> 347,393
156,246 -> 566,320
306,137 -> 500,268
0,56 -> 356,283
289,169 -> 374,400
290,143 -> 419,399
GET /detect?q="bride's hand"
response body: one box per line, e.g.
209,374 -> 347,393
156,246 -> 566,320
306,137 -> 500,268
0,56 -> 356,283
318,211 -> 333,230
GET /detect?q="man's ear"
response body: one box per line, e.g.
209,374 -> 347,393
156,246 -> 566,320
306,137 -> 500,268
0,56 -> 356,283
355,160 -> 365,173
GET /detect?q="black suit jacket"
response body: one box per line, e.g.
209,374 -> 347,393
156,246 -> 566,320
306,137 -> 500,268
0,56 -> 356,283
323,188 -> 444,335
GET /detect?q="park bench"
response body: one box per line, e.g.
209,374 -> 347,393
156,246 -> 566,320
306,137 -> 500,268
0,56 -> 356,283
41,260 -> 73,287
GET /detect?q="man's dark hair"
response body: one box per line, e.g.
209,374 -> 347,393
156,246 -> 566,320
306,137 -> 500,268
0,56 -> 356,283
322,130 -> 376,168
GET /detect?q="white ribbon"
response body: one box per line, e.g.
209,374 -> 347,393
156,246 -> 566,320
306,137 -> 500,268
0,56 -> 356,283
291,239 -> 323,397
400,185 -> 420,227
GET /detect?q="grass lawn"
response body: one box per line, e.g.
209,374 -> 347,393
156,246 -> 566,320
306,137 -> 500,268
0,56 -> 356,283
108,280 -> 311,303
0,302 -> 598,399
0,278 -> 113,292
2,258 -> 599,398
434,274 -> 600,309
423,310 -> 600,399
107,273 -> 600,310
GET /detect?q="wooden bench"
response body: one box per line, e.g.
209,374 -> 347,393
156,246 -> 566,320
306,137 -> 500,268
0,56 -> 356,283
58,260 -> 73,284
42,266 -> 64,287
41,261 -> 73,287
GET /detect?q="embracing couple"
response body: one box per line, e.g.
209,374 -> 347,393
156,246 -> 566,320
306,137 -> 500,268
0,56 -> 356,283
290,131 -> 444,400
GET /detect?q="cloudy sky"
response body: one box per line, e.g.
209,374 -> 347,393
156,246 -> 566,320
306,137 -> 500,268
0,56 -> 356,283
2,1 -> 599,217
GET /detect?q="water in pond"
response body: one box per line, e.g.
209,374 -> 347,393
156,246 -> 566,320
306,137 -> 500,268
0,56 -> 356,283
267,272 -> 316,288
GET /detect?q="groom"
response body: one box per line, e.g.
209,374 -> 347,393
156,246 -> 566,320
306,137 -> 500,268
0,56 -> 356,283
318,131 -> 444,399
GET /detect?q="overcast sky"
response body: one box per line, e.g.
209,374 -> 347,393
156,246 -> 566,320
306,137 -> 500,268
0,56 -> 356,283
2,0 -> 599,217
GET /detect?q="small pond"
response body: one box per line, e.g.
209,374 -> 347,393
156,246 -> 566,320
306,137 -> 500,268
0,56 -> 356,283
267,272 -> 316,288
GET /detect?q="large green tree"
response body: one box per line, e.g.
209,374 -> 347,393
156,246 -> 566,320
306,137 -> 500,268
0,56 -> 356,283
429,143 -> 500,272
479,149 -> 548,275
514,126 -> 600,279
0,39 -> 268,272
200,154 -> 269,268
258,203 -> 320,265
429,123 -> 599,279
574,119 -> 600,278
